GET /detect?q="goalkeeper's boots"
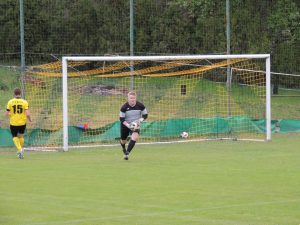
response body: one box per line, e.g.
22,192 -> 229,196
123,152 -> 129,160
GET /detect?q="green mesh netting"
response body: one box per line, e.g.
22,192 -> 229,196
2,116 -> 295,147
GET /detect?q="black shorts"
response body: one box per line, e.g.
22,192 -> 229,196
10,125 -> 26,137
120,124 -> 140,140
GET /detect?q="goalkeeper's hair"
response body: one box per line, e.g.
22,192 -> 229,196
128,91 -> 137,97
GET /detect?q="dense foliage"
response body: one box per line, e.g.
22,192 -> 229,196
0,0 -> 299,73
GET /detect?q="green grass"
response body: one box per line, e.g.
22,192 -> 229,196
272,95 -> 300,120
1,134 -> 300,225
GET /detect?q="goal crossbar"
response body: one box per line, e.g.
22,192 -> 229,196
61,54 -> 271,151
63,54 -> 270,62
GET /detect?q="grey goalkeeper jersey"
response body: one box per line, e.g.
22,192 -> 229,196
119,101 -> 148,123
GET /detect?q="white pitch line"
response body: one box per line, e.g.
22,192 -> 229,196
20,198 -> 300,225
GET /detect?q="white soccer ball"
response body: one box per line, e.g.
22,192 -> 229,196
180,131 -> 189,138
130,121 -> 140,130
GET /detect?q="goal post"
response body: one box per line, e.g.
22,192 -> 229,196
61,54 -> 271,151
25,54 -> 271,151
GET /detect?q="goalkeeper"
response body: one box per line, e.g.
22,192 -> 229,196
119,91 -> 148,160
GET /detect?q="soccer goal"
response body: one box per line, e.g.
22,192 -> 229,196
25,54 -> 271,151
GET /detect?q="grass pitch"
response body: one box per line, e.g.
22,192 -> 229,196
0,134 -> 300,225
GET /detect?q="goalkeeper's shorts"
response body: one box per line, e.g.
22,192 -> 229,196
120,124 -> 140,140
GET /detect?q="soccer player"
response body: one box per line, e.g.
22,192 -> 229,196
5,88 -> 31,159
119,91 -> 148,160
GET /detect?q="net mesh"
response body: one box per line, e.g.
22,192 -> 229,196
24,57 -> 267,148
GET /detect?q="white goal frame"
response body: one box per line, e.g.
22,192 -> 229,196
62,54 -> 271,151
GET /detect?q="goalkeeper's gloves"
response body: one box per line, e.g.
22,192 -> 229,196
125,123 -> 134,131
139,118 -> 144,123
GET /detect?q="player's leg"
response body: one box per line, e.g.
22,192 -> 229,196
19,135 -> 24,148
10,125 -> 23,159
120,139 -> 126,153
120,124 -> 130,159
127,131 -> 140,154
18,125 -> 26,147
17,125 -> 26,158
18,134 -> 25,157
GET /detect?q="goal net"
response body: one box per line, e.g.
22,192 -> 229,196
25,55 -> 271,150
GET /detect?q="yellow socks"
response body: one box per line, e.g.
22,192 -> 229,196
19,137 -> 24,148
13,137 -> 22,152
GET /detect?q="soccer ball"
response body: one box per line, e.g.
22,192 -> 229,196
130,121 -> 140,130
180,131 -> 189,138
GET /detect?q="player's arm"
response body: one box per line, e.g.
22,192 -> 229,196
26,109 -> 32,122
5,101 -> 11,117
120,117 -> 130,128
139,106 -> 148,122
5,109 -> 10,117
119,109 -> 132,129
24,101 -> 32,122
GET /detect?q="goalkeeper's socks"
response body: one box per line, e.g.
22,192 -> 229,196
127,140 -> 136,153
120,141 -> 126,154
